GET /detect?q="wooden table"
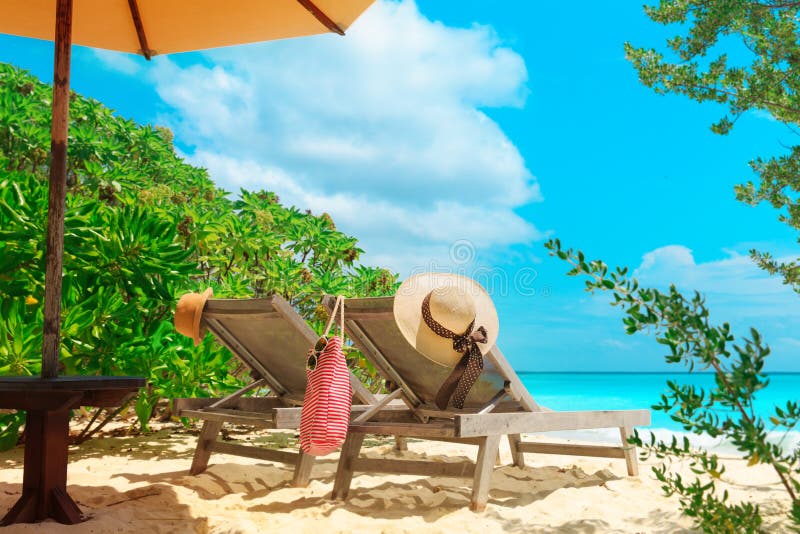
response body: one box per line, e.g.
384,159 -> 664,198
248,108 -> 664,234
0,376 -> 145,525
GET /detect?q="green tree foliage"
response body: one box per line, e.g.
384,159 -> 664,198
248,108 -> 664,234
546,239 -> 800,532
540,3 -> 800,530
0,63 -> 396,444
625,0 -> 800,291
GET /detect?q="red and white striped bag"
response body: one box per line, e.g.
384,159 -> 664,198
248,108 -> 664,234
299,296 -> 352,456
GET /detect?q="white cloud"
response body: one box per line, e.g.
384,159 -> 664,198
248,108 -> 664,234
147,0 -> 540,273
775,337 -> 800,348
92,49 -> 143,75
751,109 -> 778,123
600,338 -> 632,350
531,245 -> 800,371
633,244 -> 800,318
195,151 -> 539,273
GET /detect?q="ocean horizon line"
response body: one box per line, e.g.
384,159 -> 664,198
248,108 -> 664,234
515,370 -> 800,375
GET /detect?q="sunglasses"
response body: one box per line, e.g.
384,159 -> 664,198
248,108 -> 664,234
306,337 -> 328,371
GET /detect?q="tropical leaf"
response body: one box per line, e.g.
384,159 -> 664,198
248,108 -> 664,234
0,62 -> 397,441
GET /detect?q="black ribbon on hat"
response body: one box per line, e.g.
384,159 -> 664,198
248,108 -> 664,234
421,292 -> 488,410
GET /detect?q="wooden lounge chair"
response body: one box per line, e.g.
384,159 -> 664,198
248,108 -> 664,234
174,295 -> 400,487
323,295 -> 651,511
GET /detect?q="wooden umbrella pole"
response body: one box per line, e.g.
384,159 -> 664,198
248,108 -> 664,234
41,0 -> 74,379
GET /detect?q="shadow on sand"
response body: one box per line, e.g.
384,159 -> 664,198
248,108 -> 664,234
114,454 -> 342,502
241,449 -> 625,522
106,443 -> 627,523
0,481 -> 204,533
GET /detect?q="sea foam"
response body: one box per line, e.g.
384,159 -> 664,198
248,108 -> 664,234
541,428 -> 800,457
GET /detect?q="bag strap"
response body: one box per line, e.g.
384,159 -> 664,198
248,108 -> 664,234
323,295 -> 345,343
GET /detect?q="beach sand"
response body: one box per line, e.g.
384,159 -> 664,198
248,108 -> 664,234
0,423 -> 793,533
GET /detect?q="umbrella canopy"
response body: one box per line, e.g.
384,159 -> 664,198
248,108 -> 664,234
0,0 -> 373,58
0,0 -> 375,379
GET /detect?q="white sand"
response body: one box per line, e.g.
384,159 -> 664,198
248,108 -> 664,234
0,424 -> 793,533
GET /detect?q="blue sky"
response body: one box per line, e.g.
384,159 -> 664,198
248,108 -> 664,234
3,1 -> 800,371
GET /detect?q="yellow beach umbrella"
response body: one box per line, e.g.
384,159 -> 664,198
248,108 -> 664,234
0,0 -> 373,57
0,0 -> 374,525
0,0 -> 374,379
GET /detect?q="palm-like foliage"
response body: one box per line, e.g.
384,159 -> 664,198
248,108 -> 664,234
0,63 -> 397,444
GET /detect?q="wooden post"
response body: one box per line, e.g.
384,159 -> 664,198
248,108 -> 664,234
189,420 -> 223,475
42,0 -> 74,379
470,434 -> 500,512
619,425 -> 639,476
291,451 -> 315,487
0,377 -> 144,525
331,432 -> 364,501
0,408 -> 82,525
507,434 -> 525,468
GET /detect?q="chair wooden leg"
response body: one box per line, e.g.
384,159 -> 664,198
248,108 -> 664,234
331,432 -> 364,501
619,425 -> 638,476
507,434 -> 525,468
291,450 -> 315,487
393,436 -> 408,451
190,420 -> 222,475
470,435 -> 500,512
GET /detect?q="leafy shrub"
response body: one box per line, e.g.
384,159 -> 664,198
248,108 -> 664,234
546,239 -> 800,532
0,63 -> 396,445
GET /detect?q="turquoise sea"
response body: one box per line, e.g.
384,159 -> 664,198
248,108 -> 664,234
517,372 -> 800,453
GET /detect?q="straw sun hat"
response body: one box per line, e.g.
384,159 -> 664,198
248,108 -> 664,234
174,288 -> 213,346
393,273 -> 499,367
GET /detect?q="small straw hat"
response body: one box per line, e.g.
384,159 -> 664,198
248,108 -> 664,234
393,273 -> 499,367
174,288 -> 213,346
